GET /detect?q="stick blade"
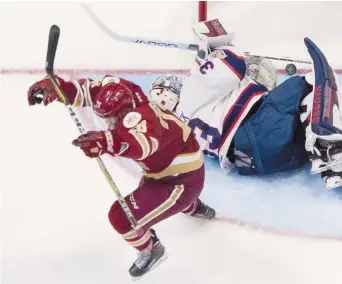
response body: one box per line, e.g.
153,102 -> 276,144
45,25 -> 60,75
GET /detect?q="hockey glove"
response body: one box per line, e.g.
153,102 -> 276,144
72,131 -> 115,158
27,75 -> 77,106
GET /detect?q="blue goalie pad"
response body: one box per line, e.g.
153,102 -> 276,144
304,37 -> 342,137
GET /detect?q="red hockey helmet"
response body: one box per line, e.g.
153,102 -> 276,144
93,82 -> 135,121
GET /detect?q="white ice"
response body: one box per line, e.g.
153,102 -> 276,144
2,2 -> 342,284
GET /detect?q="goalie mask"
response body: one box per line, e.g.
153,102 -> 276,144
149,75 -> 183,112
93,82 -> 135,129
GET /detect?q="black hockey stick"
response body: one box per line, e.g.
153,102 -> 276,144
45,25 -> 138,229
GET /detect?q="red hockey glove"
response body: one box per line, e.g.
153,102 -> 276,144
72,131 -> 115,158
27,75 -> 76,106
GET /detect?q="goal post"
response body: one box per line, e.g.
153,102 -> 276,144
198,1 -> 207,22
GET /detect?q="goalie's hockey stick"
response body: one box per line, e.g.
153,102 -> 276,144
45,25 -> 138,229
81,3 -> 198,51
81,3 -> 311,65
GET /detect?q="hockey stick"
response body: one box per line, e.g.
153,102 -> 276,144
81,3 -> 311,65
45,25 -> 138,229
243,53 -> 311,65
81,3 -> 198,51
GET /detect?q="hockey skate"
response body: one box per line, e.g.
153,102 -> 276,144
192,202 -> 216,220
302,38 -> 342,174
129,229 -> 168,281
309,138 -> 342,174
321,163 -> 342,189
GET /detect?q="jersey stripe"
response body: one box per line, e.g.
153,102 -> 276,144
220,49 -> 246,81
144,149 -> 203,180
219,83 -> 267,152
150,137 -> 159,155
138,184 -> 184,227
128,130 -> 151,160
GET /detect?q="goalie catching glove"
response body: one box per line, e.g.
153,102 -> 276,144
72,130 -> 115,158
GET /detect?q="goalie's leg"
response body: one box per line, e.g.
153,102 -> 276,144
301,38 -> 342,177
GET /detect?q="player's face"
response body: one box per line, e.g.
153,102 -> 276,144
150,88 -> 179,112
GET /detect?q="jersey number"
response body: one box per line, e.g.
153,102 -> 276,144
188,118 -> 221,150
199,60 -> 214,75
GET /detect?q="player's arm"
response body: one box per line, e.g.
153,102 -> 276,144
112,119 -> 162,160
72,110 -> 163,160
27,75 -> 147,107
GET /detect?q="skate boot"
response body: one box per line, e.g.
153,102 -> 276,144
321,163 -> 342,189
309,138 -> 342,174
302,38 -> 342,174
129,229 -> 168,280
192,202 -> 216,220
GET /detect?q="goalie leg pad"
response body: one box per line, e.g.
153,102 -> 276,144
302,38 -> 342,173
232,76 -> 310,176
305,37 -> 342,138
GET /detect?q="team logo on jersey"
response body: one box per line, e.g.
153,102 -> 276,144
129,193 -> 139,210
210,49 -> 225,59
123,112 -> 142,128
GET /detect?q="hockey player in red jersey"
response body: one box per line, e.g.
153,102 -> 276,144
27,75 -> 215,279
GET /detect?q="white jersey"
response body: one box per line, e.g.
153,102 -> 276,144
176,46 -> 268,169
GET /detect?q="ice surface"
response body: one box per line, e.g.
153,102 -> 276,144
2,2 -> 342,284
2,72 -> 342,284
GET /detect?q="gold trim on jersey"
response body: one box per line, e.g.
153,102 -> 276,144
129,130 -> 151,160
126,230 -> 151,247
150,137 -> 159,155
82,80 -> 93,107
72,81 -> 85,107
122,185 -> 185,240
149,102 -> 191,142
138,184 -> 184,227
144,149 -> 203,180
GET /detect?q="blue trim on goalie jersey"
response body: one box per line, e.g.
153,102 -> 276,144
203,149 -> 219,159
221,83 -> 267,143
220,48 -> 246,81
188,118 -> 221,150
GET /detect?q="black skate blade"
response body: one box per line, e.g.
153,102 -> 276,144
185,213 -> 217,221
131,252 -> 169,282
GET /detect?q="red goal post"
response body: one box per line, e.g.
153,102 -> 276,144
198,1 -> 207,22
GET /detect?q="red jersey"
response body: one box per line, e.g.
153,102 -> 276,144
62,75 -> 203,179
111,102 -> 203,179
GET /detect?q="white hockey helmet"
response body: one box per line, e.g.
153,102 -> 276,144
149,75 -> 183,112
